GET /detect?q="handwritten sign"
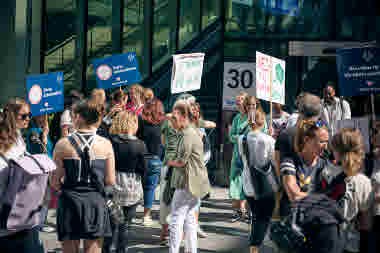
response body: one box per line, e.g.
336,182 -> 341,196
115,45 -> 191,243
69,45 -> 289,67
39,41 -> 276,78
171,53 -> 205,94
256,51 -> 285,105
26,72 -> 64,116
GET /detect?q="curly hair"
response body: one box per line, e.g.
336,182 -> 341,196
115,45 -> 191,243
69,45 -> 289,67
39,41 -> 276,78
0,98 -> 29,153
109,111 -> 138,135
141,98 -> 166,125
330,128 -> 365,176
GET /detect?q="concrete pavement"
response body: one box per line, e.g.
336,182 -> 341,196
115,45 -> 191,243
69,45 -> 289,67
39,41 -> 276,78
41,187 -> 279,253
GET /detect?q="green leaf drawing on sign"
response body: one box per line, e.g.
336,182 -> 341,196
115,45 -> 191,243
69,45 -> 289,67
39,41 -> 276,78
275,63 -> 284,84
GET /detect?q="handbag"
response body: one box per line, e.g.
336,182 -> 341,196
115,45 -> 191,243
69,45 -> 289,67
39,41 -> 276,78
270,208 -> 308,253
242,134 -> 280,199
162,166 -> 175,205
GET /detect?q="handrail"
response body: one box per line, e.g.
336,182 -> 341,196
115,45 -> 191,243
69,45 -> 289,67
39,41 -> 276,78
45,35 -> 76,56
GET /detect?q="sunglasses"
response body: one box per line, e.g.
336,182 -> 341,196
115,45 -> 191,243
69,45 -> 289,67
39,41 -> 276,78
19,112 -> 32,120
315,120 -> 328,128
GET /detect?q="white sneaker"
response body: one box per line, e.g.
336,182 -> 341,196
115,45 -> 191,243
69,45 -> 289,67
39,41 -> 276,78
41,225 -> 56,233
142,216 -> 154,226
197,227 -> 208,238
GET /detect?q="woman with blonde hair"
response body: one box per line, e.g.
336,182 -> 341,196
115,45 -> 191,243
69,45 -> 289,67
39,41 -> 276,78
127,84 -> 145,115
143,88 -> 155,104
329,128 -> 373,253
103,111 -> 147,253
52,100 -> 116,253
239,108 -> 276,253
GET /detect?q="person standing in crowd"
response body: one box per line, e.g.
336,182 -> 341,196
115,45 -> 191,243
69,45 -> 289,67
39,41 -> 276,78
90,88 -> 107,109
269,102 -> 289,139
321,82 -> 351,137
239,109 -> 276,253
0,98 -> 44,253
167,102 -> 211,253
103,89 -> 128,126
280,120 -> 329,216
25,114 -> 55,233
229,92 -> 249,222
60,90 -> 84,138
329,128 -> 373,253
285,92 -> 305,129
137,98 -> 166,226
127,84 -> 145,116
51,100 -> 116,253
103,111 -> 147,253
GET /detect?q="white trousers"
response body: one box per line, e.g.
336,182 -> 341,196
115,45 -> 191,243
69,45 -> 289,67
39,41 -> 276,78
169,189 -> 198,253
159,166 -> 171,225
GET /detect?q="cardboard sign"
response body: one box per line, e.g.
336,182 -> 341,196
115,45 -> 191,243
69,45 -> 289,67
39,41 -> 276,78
92,52 -> 141,90
336,46 -> 380,96
223,62 -> 256,111
256,51 -> 285,105
171,53 -> 205,94
26,72 -> 64,116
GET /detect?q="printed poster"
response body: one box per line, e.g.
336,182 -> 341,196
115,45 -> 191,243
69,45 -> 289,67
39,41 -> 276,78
171,53 -> 205,94
26,72 -> 64,116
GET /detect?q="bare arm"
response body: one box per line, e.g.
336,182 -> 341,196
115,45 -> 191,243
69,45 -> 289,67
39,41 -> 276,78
203,120 -> 216,129
104,140 -> 116,186
274,150 -> 281,179
283,174 -> 308,201
51,140 -> 66,192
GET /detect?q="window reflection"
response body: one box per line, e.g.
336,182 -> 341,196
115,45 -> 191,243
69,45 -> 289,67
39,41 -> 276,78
43,0 -> 76,92
202,0 -> 221,29
152,0 -> 170,69
124,0 -> 146,77
226,0 -> 329,38
86,0 -> 113,90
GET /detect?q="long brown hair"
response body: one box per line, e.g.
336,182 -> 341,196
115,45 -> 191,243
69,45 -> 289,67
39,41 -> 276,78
0,98 -> 29,153
141,98 -> 166,125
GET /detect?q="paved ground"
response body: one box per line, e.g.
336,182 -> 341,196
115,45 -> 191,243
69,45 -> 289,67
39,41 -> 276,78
41,187 -> 279,253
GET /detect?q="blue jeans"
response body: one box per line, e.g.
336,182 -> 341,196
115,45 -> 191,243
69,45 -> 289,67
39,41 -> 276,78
143,157 -> 162,209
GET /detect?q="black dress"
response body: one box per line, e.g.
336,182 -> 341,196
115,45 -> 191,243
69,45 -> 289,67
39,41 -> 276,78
57,133 -> 111,241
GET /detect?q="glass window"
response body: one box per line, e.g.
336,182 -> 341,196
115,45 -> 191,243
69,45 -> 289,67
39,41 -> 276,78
202,0 -> 221,29
152,0 -> 170,70
179,0 -> 199,48
43,0 -> 76,92
124,0 -> 147,78
225,0 -> 329,39
86,0 -> 113,91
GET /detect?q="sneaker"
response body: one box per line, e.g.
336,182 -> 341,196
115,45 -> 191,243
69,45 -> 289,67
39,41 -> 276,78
197,227 -> 208,238
142,216 -> 154,226
231,210 -> 243,223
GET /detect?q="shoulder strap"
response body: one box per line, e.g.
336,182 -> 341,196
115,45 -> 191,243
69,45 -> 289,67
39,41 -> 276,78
242,133 -> 250,169
339,96 -> 345,118
68,135 -> 84,158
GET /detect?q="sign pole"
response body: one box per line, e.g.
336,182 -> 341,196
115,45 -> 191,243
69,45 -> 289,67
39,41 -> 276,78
269,57 -> 273,134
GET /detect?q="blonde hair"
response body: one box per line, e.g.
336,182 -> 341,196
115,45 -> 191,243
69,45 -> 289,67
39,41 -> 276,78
143,88 -> 154,103
129,84 -> 144,105
330,128 -> 365,176
109,111 -> 138,135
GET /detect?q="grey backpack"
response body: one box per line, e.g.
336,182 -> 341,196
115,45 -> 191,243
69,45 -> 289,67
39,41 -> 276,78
0,153 -> 56,231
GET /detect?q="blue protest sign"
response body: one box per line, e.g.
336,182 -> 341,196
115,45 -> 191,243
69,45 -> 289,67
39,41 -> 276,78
92,52 -> 141,90
260,0 -> 299,16
336,46 -> 380,96
26,72 -> 64,116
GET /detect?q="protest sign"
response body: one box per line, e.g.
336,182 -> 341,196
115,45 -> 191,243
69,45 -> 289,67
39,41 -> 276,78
171,53 -> 205,94
26,72 -> 64,116
336,46 -> 380,97
92,52 -> 141,90
256,51 -> 286,105
223,62 -> 256,111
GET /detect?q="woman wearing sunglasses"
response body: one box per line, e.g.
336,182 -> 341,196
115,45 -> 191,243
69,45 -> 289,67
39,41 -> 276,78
0,98 -> 44,253
280,120 -> 329,217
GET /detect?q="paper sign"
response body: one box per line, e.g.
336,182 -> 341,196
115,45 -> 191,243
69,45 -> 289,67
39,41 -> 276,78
336,46 -> 380,96
92,52 -> 141,90
26,72 -> 64,116
171,53 -> 205,94
256,51 -> 285,105
223,62 -> 256,111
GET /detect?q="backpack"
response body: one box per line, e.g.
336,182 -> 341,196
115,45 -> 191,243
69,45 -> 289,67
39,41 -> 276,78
0,153 -> 56,231
242,134 -> 280,199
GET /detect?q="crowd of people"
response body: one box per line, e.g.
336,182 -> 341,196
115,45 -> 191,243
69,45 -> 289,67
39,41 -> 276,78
0,81 -> 379,253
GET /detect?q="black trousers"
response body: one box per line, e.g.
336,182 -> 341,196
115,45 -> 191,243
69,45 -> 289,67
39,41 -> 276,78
246,195 -> 275,246
0,228 -> 44,253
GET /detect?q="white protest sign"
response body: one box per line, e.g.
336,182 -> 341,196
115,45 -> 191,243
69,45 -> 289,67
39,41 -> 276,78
171,53 -> 205,94
255,51 -> 286,105
223,62 -> 256,111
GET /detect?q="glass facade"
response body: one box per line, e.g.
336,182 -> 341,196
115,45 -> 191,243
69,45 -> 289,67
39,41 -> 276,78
179,0 -> 199,49
152,0 -> 170,69
202,0 -> 222,29
43,0 -> 76,92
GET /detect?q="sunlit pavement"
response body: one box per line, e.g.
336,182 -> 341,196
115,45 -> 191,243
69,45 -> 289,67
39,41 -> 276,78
42,187 -> 279,253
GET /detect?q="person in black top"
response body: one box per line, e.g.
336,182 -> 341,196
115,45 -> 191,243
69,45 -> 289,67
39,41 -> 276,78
137,98 -> 166,226
51,100 -> 116,253
103,111 -> 147,253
